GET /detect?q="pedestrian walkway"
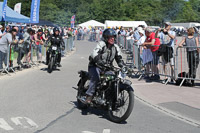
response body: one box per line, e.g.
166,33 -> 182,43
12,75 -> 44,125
128,76 -> 200,123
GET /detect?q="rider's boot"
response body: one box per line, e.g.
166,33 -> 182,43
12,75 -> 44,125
57,63 -> 62,67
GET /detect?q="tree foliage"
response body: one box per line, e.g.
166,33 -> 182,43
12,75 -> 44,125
1,0 -> 200,26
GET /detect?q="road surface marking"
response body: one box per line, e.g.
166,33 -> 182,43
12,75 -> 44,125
0,118 -> 14,131
11,117 -> 38,128
24,117 -> 39,128
82,131 -> 96,133
132,83 -> 154,85
103,129 -> 111,133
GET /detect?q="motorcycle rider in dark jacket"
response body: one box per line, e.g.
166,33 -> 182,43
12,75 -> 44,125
45,27 -> 65,67
84,28 -> 126,104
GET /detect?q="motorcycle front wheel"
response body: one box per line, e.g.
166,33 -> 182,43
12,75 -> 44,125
108,89 -> 134,123
48,56 -> 55,73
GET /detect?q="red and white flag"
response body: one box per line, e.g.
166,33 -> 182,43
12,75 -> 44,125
14,3 -> 21,14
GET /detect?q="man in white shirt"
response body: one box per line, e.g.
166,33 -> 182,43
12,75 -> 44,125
155,22 -> 176,83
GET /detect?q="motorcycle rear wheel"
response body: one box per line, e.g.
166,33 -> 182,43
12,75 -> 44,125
77,84 -> 88,109
108,89 -> 134,123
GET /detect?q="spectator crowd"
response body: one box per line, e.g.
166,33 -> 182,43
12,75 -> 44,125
76,22 -> 199,87
0,25 -> 75,72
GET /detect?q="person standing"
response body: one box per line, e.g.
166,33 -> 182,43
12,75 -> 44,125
142,27 -> 160,80
0,29 -> 18,69
155,22 -> 176,83
178,27 -> 199,86
34,29 -> 44,63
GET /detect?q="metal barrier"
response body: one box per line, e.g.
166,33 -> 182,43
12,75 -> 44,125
122,40 -> 177,84
0,37 -> 74,76
1,44 -> 15,75
175,46 -> 200,87
117,35 -> 126,49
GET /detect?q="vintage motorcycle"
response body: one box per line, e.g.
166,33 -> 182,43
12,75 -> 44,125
47,45 -> 59,73
74,65 -> 134,123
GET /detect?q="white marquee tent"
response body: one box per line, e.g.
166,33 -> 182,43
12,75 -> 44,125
78,20 -> 105,28
105,20 -> 147,28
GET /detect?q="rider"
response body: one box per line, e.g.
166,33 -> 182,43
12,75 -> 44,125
84,28 -> 126,104
45,27 -> 64,67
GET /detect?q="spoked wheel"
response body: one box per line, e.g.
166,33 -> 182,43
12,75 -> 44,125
108,89 -> 134,123
77,80 -> 90,109
48,57 -> 54,73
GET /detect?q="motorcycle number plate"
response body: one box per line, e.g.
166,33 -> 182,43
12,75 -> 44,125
52,46 -> 57,50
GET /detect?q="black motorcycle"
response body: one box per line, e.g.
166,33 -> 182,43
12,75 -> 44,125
48,45 -> 59,73
75,65 -> 134,123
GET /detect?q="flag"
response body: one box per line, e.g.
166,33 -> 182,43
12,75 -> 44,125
71,15 -> 75,28
30,0 -> 40,23
14,3 -> 22,14
2,0 -> 7,21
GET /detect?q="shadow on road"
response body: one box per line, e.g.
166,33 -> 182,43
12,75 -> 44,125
72,101 -> 127,124
40,68 -> 61,73
34,107 -> 76,133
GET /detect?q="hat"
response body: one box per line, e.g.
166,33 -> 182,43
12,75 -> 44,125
0,25 -> 2,28
38,29 -> 42,32
11,28 -> 17,32
138,29 -> 145,35
145,27 -> 153,33
137,27 -> 142,31
164,22 -> 172,26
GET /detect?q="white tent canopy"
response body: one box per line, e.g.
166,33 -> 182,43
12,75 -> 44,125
171,22 -> 200,28
105,20 -> 147,28
78,20 -> 105,28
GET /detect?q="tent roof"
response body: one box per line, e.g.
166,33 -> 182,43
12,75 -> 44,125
0,2 -> 30,23
79,20 -> 105,27
105,20 -> 147,28
34,20 -> 58,27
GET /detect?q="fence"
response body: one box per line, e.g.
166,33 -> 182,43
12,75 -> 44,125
117,35 -> 200,87
175,46 -> 200,86
0,37 -> 74,76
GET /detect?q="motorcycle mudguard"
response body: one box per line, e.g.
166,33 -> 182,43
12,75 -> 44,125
78,70 -> 89,78
119,81 -> 134,92
77,70 -> 89,87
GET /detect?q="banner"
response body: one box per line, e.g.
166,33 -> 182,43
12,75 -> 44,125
30,0 -> 40,23
2,0 -> 7,21
71,15 -> 75,28
14,3 -> 22,14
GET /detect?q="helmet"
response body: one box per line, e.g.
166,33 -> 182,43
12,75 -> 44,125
53,27 -> 59,33
102,28 -> 116,42
38,29 -> 43,32
27,28 -> 32,33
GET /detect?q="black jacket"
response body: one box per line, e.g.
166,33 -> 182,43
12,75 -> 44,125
47,34 -> 64,47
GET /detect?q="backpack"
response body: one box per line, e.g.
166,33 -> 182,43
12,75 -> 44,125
156,44 -> 166,56
175,72 -> 190,86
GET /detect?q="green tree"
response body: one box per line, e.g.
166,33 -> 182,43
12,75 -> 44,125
175,1 -> 198,22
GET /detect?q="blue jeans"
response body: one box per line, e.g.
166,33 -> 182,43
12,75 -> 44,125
86,66 -> 102,96
0,51 -> 7,69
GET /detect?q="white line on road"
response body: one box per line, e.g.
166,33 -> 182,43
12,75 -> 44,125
82,131 -> 96,133
103,129 -> 111,133
82,129 -> 111,133
24,117 -> 39,128
132,83 -> 155,85
11,117 -> 38,129
0,118 -> 14,131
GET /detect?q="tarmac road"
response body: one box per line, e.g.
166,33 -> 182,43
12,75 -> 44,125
0,40 -> 199,133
